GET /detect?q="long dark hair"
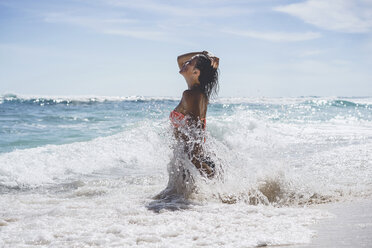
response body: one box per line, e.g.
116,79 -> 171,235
194,55 -> 219,100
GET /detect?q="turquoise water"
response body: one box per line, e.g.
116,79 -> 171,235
0,95 -> 174,153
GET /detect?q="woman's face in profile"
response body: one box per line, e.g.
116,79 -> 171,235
179,59 -> 193,73
179,58 -> 199,79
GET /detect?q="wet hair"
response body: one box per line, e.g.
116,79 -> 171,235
194,55 -> 219,100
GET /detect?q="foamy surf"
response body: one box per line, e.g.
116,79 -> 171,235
0,95 -> 371,247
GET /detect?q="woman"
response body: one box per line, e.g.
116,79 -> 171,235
169,51 -> 220,178
154,51 -> 219,201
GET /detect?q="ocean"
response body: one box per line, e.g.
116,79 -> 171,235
0,94 -> 371,247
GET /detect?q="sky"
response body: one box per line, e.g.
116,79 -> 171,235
0,0 -> 372,97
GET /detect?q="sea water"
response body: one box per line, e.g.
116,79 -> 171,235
0,94 -> 371,247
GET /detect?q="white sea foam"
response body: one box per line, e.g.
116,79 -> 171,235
0,181 -> 331,247
0,120 -> 171,187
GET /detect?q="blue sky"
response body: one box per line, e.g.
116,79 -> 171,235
1,0 -> 372,97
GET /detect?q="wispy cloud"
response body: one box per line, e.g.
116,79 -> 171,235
275,0 -> 372,33
44,13 -> 137,27
103,29 -> 165,40
44,12 -> 166,41
38,0 -> 253,42
222,29 -> 321,42
41,0 -> 252,42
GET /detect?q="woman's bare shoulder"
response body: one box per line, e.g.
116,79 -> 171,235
181,90 -> 207,117
182,90 -> 204,103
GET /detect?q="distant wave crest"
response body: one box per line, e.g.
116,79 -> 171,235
0,94 -> 179,105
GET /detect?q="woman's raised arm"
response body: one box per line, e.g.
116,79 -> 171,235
177,52 -> 202,70
177,51 -> 219,70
